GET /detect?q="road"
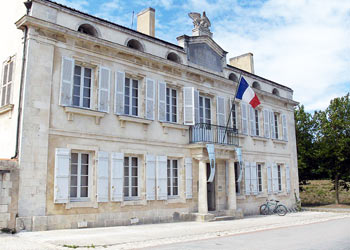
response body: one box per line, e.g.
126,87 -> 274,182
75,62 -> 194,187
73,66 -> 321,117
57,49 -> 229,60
149,217 -> 350,250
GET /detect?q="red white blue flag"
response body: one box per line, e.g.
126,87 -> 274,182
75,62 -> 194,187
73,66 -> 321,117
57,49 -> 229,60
236,76 -> 260,108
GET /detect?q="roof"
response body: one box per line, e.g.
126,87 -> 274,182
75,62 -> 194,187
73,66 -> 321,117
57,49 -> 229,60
37,0 -> 184,51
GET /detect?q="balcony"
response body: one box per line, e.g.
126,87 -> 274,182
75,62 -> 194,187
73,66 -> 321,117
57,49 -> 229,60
189,123 -> 239,146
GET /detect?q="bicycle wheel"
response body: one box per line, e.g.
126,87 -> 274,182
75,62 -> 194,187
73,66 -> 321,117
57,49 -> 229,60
276,205 -> 287,216
259,204 -> 269,215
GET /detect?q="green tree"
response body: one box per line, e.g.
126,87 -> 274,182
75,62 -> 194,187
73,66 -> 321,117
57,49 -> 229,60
314,93 -> 350,204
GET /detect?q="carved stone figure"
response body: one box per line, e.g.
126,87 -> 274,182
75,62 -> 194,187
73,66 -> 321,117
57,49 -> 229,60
188,11 -> 211,32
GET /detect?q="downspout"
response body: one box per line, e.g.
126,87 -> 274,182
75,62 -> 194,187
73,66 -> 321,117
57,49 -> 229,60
11,1 -> 32,159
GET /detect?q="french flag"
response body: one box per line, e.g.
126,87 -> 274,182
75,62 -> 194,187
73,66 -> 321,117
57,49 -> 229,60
236,76 -> 261,108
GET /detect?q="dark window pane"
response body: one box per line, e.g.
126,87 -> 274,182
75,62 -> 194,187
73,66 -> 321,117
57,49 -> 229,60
205,98 -> 210,109
1,87 -> 6,106
70,187 -> 77,197
168,187 -> 171,195
83,87 -> 90,98
132,107 -> 138,116
6,84 -> 11,104
70,176 -> 77,186
132,187 -> 138,196
132,177 -> 138,186
81,176 -> 88,186
173,187 -> 178,196
124,157 -> 129,167
83,98 -> 90,108
81,165 -> 88,175
173,169 -> 178,178
73,86 -> 80,96
8,62 -> 13,82
74,76 -> 80,87
81,154 -> 89,164
80,187 -> 88,197
124,177 -> 129,186
84,68 -> 91,78
71,164 -> 78,175
73,96 -> 80,106
74,65 -> 81,75
124,167 -> 129,177
84,78 -> 91,88
132,167 -> 138,176
173,178 -> 178,186
71,153 -> 78,164
3,64 -> 8,85
124,187 -> 129,197
132,157 -> 138,166
132,79 -> 138,88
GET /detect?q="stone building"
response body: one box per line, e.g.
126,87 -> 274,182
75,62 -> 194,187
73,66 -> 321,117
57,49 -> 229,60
0,0 -> 299,231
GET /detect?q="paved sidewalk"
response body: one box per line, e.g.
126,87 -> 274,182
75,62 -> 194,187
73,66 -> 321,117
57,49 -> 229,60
1,211 -> 350,250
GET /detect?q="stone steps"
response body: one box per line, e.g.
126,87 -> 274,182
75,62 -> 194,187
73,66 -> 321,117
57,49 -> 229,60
209,215 -> 235,222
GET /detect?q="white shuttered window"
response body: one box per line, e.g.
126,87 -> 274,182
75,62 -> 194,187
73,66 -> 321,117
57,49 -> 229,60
146,154 -> 156,200
244,162 -> 251,195
183,87 -> 195,125
145,78 -> 155,120
114,71 -> 125,114
263,109 -> 270,138
286,164 -> 291,193
185,158 -> 193,199
158,82 -> 166,121
54,148 -> 70,203
60,57 -> 75,106
241,103 -> 248,135
98,67 -> 110,112
111,152 -> 124,202
156,156 -> 168,200
97,151 -> 109,202
282,114 -> 288,141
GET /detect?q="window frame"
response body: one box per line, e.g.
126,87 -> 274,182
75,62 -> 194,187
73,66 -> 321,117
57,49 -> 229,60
123,156 -> 139,200
274,113 -> 279,139
255,109 -> 260,136
124,77 -> 139,116
277,164 -> 282,192
167,158 -> 179,198
166,86 -> 178,123
1,59 -> 14,107
199,95 -> 211,124
72,65 -> 93,109
69,152 -> 91,202
231,102 -> 237,130
257,163 -> 263,193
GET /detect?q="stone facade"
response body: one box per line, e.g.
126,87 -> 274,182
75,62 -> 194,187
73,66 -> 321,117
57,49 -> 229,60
0,0 -> 299,231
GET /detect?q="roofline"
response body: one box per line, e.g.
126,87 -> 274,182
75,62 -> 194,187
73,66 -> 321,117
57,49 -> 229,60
226,64 -> 293,92
35,0 -> 184,51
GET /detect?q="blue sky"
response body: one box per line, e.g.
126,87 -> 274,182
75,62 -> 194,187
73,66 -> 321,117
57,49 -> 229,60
56,0 -> 350,111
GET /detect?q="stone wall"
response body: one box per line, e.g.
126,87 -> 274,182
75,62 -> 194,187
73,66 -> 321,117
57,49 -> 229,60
0,159 -> 19,230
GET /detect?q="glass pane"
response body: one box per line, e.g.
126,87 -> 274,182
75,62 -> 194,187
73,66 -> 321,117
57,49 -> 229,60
3,64 -> 8,85
8,62 -> 13,82
132,167 -> 138,176
124,104 -> 130,115
205,98 -> 210,109
132,79 -> 138,88
132,107 -> 138,116
83,87 -> 90,98
124,177 -> 129,186
80,187 -> 88,197
83,98 -> 90,108
81,165 -> 88,175
124,187 -> 129,197
132,187 -> 138,196
124,157 -> 129,166
172,89 -> 176,98
71,153 -> 78,164
73,96 -> 80,106
70,187 -> 77,197
132,157 -> 138,166
1,87 -> 5,106
70,176 -> 77,186
81,154 -> 89,164
167,177 -> 170,186
74,65 -> 81,75
71,164 -> 78,175
84,78 -> 91,88
173,160 -> 177,169
173,187 -> 178,196
173,177 -> 178,186
173,168 -> 178,178
132,177 -> 138,186
168,187 -> 171,195
6,84 -> 11,104
84,68 -> 91,78
124,167 -> 129,177
132,88 -> 138,98
81,176 -> 88,186
73,86 -> 80,96
74,75 -> 80,86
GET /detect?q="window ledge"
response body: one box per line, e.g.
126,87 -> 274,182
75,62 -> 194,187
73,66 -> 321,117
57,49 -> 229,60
166,196 -> 186,204
160,122 -> 188,136
121,198 -> 147,207
0,104 -> 14,116
118,115 -> 152,130
65,200 -> 98,209
272,139 -> 287,144
236,195 -> 246,200
252,136 -> 268,142
64,106 -> 105,125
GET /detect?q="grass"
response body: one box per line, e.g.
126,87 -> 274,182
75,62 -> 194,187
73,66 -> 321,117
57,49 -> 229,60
300,180 -> 350,206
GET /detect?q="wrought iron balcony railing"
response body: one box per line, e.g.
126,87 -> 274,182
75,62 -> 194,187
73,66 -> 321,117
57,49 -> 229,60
189,123 -> 239,146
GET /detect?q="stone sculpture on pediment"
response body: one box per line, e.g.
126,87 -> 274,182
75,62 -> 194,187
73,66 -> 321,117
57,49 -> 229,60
188,11 -> 213,37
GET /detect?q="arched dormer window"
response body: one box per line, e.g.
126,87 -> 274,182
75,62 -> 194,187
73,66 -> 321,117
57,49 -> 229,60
272,88 -> 280,96
127,39 -> 144,52
228,73 -> 238,83
167,52 -> 181,63
252,81 -> 261,90
78,24 -> 98,37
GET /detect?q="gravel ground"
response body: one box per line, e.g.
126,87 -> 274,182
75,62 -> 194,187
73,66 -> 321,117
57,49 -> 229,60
1,211 -> 350,250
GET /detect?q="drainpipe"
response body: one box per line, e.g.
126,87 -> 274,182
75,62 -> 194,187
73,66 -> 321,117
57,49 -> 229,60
11,1 -> 32,159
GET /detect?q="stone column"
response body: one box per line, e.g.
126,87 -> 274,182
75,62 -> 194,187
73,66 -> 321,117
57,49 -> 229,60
198,160 -> 208,214
227,159 -> 237,210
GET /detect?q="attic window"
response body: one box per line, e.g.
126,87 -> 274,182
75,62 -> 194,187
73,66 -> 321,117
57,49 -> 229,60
252,81 -> 261,90
228,73 -> 238,83
272,88 -> 280,96
127,39 -> 144,52
78,24 -> 98,37
167,52 -> 181,63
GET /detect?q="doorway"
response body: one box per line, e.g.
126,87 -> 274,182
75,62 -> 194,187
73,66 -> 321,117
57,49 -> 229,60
207,163 -> 216,211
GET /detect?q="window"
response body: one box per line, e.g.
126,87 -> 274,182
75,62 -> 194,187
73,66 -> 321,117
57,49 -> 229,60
167,159 -> 178,197
231,103 -> 237,130
73,65 -> 92,108
70,152 -> 90,201
1,60 -> 14,107
272,88 -> 279,96
78,24 -> 98,37
277,164 -> 282,192
255,109 -> 260,136
252,81 -> 261,90
199,96 -> 211,124
228,73 -> 238,83
257,164 -> 263,193
124,78 -> 138,116
167,52 -> 181,63
235,162 -> 241,194
127,39 -> 144,52
274,113 -> 279,139
166,87 -> 177,122
124,156 -> 138,198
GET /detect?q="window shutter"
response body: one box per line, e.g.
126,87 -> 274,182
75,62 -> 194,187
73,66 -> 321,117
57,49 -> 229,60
111,152 -> 124,202
286,164 -> 291,193
263,109 -> 270,138
54,148 -> 70,203
272,163 -> 278,193
241,103 -> 248,135
216,96 -> 226,126
158,82 -> 166,122
114,71 -> 125,115
97,151 -> 109,202
183,87 -> 195,125
270,110 -> 276,139
267,163 -> 272,194
249,107 -> 256,136
194,90 -> 199,124
250,162 -> 258,195
98,66 -> 110,113
60,57 -> 74,106
282,114 -> 288,141
244,162 -> 251,195
156,155 -> 167,200
146,154 -> 156,200
185,157 -> 193,199
145,78 -> 155,120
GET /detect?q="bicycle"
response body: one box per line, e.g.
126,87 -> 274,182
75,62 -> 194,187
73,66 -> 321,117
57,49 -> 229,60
259,199 -> 288,216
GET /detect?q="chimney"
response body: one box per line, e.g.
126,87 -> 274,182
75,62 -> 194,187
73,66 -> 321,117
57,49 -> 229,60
137,7 -> 155,37
229,53 -> 255,74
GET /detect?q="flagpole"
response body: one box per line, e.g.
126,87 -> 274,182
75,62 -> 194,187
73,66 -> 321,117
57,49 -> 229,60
222,73 -> 242,142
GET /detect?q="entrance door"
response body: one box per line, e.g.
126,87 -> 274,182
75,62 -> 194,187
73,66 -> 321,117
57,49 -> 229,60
207,163 -> 216,211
